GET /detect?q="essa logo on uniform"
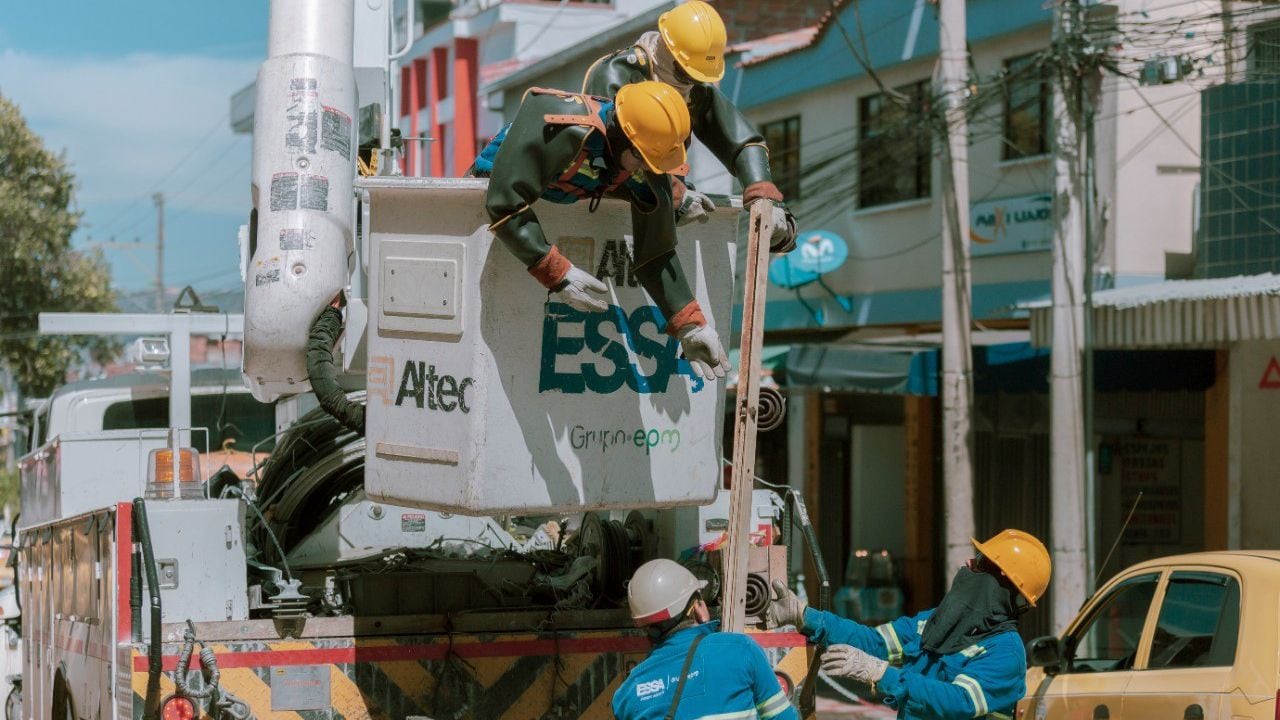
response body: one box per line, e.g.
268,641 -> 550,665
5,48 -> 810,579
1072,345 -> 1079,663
635,678 -> 667,699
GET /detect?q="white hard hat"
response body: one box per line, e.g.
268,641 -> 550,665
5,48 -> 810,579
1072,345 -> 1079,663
628,559 -> 708,626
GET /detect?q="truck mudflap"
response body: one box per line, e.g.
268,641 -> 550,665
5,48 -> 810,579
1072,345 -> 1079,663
126,629 -> 810,719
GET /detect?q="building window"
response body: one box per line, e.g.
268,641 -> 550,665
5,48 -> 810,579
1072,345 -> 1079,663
1247,22 -> 1280,79
858,80 -> 931,208
761,116 -> 801,201
1003,53 -> 1050,159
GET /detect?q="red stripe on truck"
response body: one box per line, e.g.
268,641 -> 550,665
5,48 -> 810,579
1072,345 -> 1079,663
116,502 -> 133,644
131,632 -> 809,671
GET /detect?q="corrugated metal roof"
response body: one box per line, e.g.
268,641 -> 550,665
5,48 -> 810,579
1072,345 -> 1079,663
731,25 -> 821,67
1027,274 -> 1280,348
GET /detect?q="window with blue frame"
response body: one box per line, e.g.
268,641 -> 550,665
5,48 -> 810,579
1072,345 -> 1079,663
858,80 -> 931,208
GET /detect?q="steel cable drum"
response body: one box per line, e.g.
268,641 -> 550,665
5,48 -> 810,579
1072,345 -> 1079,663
756,386 -> 787,433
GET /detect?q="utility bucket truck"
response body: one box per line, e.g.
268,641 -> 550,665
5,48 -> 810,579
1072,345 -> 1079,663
11,1 -> 828,718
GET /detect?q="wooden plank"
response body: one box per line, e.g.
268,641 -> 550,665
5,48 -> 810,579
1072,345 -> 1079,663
722,200 -> 776,633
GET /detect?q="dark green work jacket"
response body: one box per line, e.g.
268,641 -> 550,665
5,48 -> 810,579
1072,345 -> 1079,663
484,89 -> 695,321
583,44 -> 773,189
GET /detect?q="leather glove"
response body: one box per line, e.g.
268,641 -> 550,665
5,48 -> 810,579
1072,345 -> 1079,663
552,265 -> 609,313
742,182 -> 798,253
676,324 -> 731,381
769,204 -> 798,253
768,579 -> 808,629
676,188 -> 717,226
821,644 -> 889,685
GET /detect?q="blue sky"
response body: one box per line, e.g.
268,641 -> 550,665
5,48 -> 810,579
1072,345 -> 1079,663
0,2 -> 269,309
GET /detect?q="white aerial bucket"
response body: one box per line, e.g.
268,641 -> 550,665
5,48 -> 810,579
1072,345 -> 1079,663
362,178 -> 738,514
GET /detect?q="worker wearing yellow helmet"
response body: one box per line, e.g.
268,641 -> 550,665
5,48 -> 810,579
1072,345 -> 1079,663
583,0 -> 798,252
478,81 -> 730,381
769,529 -> 1052,719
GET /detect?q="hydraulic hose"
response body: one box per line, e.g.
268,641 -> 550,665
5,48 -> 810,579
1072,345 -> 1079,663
133,498 -> 163,720
176,622 -> 220,700
306,306 -> 365,434
130,546 -> 142,643
788,492 -> 829,717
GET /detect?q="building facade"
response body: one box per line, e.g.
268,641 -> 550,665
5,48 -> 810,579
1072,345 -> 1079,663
723,0 -> 1243,635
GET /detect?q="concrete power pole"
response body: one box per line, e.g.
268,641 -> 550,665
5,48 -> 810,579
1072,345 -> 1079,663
1050,0 -> 1090,631
153,192 -> 165,313
938,0 -> 976,582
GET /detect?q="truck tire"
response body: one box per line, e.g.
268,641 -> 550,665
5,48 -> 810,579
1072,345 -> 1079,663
51,674 -> 74,720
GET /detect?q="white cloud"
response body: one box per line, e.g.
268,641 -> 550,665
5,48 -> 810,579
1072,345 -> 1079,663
0,50 -> 258,216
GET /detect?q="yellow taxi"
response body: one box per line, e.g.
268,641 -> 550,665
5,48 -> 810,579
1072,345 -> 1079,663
1017,551 -> 1278,720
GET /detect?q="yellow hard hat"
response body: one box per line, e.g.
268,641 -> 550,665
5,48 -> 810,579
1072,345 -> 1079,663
971,529 -> 1052,606
658,0 -> 727,83
614,81 -> 691,174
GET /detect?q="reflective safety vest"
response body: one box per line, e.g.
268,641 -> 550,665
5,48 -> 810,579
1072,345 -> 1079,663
474,88 -> 655,206
801,607 -> 1027,719
612,621 -> 798,720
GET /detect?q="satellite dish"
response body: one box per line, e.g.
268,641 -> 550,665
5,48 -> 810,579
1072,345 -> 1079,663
767,230 -> 852,325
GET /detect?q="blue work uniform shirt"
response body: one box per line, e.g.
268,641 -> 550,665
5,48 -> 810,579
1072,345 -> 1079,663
613,621 -> 798,720
802,607 -> 1026,720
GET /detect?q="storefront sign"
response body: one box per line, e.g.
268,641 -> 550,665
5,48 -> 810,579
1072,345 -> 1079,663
769,230 -> 849,288
1116,438 -> 1182,544
970,194 -> 1053,257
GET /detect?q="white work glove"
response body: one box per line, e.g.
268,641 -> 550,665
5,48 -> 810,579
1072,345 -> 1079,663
676,188 -> 717,226
768,204 -> 798,253
552,265 -> 609,313
676,324 -> 731,381
821,644 -> 889,685
767,579 -> 808,629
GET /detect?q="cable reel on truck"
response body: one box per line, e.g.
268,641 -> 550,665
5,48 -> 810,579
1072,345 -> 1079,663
574,512 -> 657,602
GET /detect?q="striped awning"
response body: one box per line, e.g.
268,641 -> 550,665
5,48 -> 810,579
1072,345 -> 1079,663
1026,274 -> 1280,348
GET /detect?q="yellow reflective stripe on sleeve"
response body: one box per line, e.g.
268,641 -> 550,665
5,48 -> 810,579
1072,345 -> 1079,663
876,623 -> 904,663
953,673 -> 989,717
756,690 -> 790,719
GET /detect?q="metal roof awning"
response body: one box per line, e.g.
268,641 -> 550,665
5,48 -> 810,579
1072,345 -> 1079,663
783,344 -> 938,396
1025,274 -> 1280,348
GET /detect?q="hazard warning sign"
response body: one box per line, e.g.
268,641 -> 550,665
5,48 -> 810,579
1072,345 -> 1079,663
1259,356 -> 1280,389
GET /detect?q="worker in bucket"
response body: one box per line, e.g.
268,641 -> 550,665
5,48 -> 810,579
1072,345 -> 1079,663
613,559 -> 798,720
769,530 -> 1052,720
582,0 -> 797,251
480,81 -> 730,382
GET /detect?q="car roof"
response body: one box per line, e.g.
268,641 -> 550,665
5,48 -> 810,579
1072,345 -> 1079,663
1119,550 -> 1280,574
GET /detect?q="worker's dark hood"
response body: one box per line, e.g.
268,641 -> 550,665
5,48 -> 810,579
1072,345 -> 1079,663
920,564 -> 1020,656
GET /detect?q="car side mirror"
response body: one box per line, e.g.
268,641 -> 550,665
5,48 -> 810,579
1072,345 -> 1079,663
1027,635 -> 1063,674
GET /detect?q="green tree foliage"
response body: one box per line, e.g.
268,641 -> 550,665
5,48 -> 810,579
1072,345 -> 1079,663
0,469 -> 18,521
0,92 -> 117,398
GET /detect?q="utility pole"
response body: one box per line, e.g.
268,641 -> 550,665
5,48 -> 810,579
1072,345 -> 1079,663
1050,0 -> 1090,632
938,0 -> 976,582
153,192 -> 165,313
